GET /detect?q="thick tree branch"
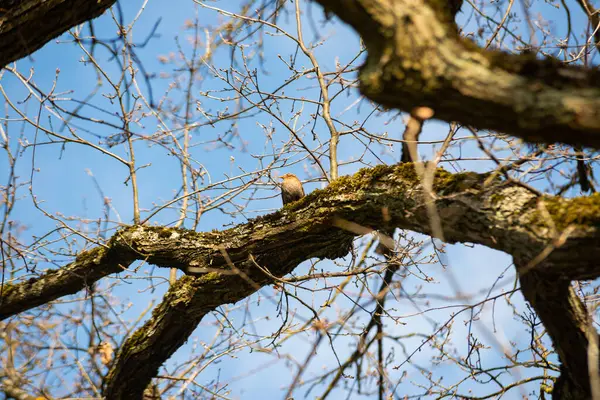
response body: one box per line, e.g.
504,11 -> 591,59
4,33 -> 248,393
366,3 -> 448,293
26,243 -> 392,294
519,269 -> 597,398
314,0 -> 600,149
102,223 -> 353,398
2,164 -> 600,322
0,245 -> 135,320
0,0 -> 116,67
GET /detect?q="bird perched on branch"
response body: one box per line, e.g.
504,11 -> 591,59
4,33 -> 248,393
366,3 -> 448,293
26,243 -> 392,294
280,173 -> 305,205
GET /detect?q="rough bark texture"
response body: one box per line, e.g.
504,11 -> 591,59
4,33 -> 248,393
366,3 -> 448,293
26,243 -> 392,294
0,245 -> 135,320
102,225 -> 353,398
315,0 -> 600,149
519,269 -> 595,399
3,163 -> 600,397
0,0 -> 116,67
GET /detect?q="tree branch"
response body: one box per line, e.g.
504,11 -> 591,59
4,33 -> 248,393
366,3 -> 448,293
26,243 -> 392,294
3,163 -> 600,322
314,0 -> 600,149
0,0 -> 116,67
519,269 -> 596,398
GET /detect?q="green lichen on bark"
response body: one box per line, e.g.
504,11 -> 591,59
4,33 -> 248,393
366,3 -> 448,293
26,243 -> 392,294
75,245 -> 107,264
0,282 -> 15,297
543,193 -> 600,231
515,192 -> 600,235
314,163 -> 494,200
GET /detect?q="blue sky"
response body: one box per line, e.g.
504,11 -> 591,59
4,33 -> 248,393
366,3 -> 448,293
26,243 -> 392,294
1,0 -> 594,398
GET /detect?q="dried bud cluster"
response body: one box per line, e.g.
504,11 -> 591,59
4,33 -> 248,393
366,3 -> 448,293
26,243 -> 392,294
280,173 -> 305,205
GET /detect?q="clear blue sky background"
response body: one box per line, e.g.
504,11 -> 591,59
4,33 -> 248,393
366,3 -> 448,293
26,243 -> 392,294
1,0 -> 593,398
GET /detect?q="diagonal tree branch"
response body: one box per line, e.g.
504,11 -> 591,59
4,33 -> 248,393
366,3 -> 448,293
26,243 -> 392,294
313,0 -> 600,149
519,268 -> 597,398
0,0 -> 116,68
102,222 -> 354,397
0,244 -> 135,320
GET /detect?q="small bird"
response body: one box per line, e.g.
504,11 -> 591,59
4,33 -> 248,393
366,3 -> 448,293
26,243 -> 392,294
280,173 -> 305,205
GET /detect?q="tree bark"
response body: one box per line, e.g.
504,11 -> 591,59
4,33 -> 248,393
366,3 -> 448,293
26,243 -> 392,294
519,268 -> 596,398
0,0 -> 116,67
314,0 -> 600,149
